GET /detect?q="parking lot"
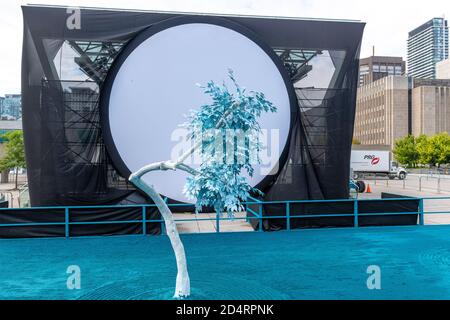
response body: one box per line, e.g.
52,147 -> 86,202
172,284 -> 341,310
358,174 -> 450,225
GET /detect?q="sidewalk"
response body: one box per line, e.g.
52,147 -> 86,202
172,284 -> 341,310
174,212 -> 254,234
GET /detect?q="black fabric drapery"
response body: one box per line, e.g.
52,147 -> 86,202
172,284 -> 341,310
20,5 -> 365,235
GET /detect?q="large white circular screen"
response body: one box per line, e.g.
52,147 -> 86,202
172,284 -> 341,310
105,22 -> 292,203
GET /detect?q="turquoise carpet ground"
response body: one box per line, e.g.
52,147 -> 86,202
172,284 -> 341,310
1,225 -> 450,299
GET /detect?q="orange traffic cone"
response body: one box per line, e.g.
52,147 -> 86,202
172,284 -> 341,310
366,184 -> 372,193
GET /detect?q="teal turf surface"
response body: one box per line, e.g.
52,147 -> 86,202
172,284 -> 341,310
1,225 -> 450,300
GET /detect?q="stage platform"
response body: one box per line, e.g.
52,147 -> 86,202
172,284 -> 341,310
1,225 -> 450,300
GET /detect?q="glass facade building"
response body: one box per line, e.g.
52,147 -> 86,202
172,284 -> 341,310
0,94 -> 21,120
407,17 -> 449,79
359,56 -> 405,86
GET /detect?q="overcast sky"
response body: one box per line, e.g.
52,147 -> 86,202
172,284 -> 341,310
1,0 -> 449,96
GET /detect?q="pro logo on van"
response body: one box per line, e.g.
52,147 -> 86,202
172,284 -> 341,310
371,157 -> 380,165
363,154 -> 381,166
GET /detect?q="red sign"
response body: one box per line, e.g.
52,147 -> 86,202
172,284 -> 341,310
371,157 -> 380,166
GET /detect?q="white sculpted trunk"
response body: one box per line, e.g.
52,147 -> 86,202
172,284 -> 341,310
130,162 -> 190,298
145,185 -> 190,298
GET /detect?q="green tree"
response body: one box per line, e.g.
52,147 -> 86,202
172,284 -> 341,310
416,133 -> 450,167
428,132 -> 450,166
393,135 -> 419,167
0,130 -> 26,189
416,134 -> 433,166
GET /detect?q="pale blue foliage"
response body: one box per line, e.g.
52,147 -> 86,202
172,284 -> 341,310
183,70 -> 277,216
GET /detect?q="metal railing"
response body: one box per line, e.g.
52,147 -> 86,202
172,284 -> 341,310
18,183 -> 30,208
246,196 -> 432,230
371,174 -> 450,194
0,196 -> 450,239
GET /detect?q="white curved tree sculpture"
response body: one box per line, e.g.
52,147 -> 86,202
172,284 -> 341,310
129,71 -> 277,298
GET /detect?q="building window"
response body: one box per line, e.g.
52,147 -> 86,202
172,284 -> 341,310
388,66 -> 395,74
360,65 -> 369,73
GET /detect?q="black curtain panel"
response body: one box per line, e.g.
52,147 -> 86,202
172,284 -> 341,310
20,6 -> 365,234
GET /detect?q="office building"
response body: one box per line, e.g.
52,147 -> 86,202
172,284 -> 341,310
1,94 -> 22,120
354,76 -> 409,147
0,97 -> 4,116
354,76 -> 450,149
437,58 -> 450,79
411,78 -> 450,136
359,56 -> 405,86
407,17 -> 449,79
